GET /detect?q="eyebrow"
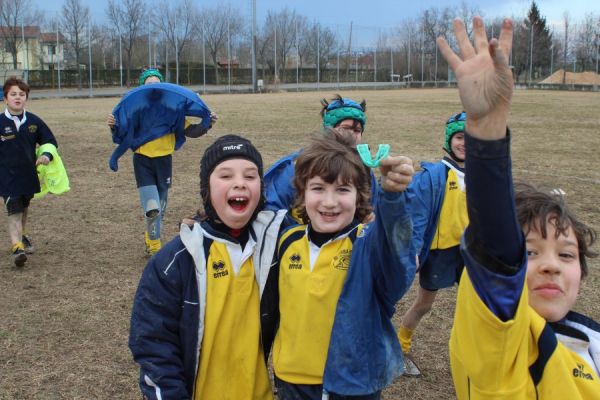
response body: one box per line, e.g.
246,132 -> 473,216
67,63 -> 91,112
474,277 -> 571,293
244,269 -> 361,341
525,237 -> 578,247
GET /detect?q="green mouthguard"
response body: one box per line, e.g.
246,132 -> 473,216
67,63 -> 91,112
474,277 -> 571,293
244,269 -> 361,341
356,144 -> 390,168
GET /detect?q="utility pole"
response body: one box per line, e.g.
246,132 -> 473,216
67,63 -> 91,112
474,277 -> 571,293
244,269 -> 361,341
56,17 -> 61,92
251,0 -> 257,92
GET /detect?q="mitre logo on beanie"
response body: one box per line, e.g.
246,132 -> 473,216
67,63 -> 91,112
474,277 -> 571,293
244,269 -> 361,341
199,134 -> 264,222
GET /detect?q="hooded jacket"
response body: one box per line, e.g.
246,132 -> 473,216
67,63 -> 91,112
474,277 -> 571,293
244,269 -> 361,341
129,209 -> 287,399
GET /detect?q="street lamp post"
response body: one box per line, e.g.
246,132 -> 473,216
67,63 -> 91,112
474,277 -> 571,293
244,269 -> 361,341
528,23 -> 534,84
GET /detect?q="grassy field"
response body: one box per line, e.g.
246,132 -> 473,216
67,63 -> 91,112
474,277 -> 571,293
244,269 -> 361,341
0,88 -> 598,399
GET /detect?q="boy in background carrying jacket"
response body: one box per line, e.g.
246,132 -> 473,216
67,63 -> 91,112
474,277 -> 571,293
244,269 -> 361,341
0,77 -> 58,267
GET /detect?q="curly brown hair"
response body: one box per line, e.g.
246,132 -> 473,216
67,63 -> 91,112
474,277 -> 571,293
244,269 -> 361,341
515,183 -> 597,278
292,134 -> 372,224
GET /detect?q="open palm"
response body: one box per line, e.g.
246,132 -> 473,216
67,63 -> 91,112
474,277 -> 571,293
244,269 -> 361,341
438,17 -> 514,136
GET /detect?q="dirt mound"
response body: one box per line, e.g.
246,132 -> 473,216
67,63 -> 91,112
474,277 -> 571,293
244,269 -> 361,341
541,69 -> 600,85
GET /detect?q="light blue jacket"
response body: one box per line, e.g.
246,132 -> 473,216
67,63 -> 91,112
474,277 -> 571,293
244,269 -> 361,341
406,161 -> 449,266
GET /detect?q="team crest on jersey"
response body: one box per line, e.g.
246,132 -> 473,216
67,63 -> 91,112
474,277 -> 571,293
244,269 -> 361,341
573,363 -> 594,380
212,260 -> 229,278
333,249 -> 351,271
449,180 -> 458,190
28,124 -> 37,133
288,253 -> 303,270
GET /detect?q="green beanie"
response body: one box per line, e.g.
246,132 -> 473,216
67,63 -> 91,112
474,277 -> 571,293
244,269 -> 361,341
139,69 -> 164,86
444,111 -> 466,153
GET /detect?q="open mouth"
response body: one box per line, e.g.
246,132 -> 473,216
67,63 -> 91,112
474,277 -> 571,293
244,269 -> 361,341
228,197 -> 249,212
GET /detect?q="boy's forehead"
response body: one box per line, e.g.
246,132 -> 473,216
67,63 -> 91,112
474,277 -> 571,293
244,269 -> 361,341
213,158 -> 257,170
6,85 -> 24,93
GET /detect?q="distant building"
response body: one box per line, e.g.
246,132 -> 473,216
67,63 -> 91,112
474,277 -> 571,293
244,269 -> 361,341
0,26 -> 65,70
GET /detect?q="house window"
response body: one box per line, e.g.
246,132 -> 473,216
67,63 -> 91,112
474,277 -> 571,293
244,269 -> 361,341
48,45 -> 56,56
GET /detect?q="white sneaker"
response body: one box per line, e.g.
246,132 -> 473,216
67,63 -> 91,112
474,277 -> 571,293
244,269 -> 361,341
403,354 -> 422,377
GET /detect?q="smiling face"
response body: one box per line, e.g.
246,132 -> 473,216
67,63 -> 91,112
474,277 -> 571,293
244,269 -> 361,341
525,218 -> 582,322
304,175 -> 357,233
4,85 -> 27,114
450,132 -> 465,164
209,159 -> 261,229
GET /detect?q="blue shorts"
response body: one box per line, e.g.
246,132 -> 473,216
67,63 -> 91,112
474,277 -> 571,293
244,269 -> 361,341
3,194 -> 33,215
419,246 -> 464,291
133,153 -> 172,192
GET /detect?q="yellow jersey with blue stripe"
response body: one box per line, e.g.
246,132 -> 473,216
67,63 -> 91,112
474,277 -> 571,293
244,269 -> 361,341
451,268 -> 600,399
431,167 -> 468,250
273,224 -> 362,384
193,240 -> 272,400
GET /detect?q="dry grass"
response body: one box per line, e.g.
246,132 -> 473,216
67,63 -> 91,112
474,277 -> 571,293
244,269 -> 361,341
0,89 -> 598,399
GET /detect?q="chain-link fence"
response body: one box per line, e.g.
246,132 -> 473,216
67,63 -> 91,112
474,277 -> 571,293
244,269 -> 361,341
3,2 -> 599,92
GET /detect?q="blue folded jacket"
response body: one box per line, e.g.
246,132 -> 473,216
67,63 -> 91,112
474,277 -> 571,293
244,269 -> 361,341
109,83 -> 212,171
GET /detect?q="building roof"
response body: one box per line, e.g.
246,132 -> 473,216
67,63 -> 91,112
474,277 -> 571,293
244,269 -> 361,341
0,26 -> 41,38
40,32 -> 66,43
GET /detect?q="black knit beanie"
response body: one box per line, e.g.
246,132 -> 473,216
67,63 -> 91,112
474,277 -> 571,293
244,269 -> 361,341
199,134 -> 264,222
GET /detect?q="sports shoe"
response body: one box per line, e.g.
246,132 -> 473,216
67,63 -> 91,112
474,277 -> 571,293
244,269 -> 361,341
144,232 -> 162,256
12,245 -> 27,267
402,353 -> 422,378
22,235 -> 35,254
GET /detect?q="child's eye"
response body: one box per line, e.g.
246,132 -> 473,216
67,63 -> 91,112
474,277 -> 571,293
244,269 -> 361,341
526,249 -> 537,257
559,252 -> 575,259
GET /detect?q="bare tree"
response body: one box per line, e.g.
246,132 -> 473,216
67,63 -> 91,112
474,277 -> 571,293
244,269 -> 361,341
419,7 -> 452,80
106,0 -> 145,86
574,13 -> 599,71
264,8 -> 302,82
458,1 -> 482,38
299,21 -> 337,80
155,0 -> 197,83
62,0 -> 89,89
0,0 -> 43,69
563,12 -> 570,84
200,6 -> 243,84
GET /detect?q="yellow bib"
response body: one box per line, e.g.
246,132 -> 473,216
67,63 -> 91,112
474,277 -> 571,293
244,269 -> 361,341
273,225 -> 358,384
431,168 -> 468,250
134,133 -> 176,157
194,242 -> 272,400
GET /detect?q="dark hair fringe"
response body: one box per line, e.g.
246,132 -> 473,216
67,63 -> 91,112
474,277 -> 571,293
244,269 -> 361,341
514,182 -> 597,279
3,76 -> 30,99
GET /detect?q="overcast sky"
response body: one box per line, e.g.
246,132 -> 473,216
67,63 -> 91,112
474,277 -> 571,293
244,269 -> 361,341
33,0 -> 596,40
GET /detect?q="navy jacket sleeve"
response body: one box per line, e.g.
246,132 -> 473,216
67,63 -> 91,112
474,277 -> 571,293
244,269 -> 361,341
34,115 -> 58,148
461,131 -> 527,321
129,248 -> 191,399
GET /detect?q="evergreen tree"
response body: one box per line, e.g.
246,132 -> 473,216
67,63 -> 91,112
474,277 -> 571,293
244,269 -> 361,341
526,1 -> 553,80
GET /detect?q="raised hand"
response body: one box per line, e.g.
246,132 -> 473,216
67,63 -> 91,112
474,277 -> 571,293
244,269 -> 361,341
379,156 -> 414,193
437,17 -> 513,140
